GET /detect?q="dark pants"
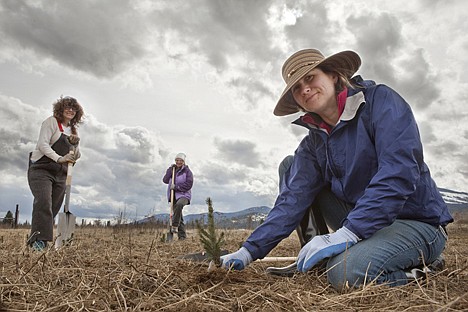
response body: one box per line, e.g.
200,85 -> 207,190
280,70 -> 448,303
28,166 -> 67,242
172,197 -> 189,239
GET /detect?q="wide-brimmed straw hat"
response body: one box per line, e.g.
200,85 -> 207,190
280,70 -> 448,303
274,49 -> 361,116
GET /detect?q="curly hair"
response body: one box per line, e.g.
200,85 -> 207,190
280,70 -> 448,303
52,96 -> 84,135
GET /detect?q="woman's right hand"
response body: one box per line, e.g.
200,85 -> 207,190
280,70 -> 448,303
57,152 -> 75,164
220,247 -> 253,270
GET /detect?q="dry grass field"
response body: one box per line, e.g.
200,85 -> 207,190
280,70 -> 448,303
0,219 -> 467,311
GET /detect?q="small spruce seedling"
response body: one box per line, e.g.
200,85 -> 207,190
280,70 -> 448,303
196,197 -> 225,266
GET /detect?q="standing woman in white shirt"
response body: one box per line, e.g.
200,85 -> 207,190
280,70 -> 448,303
27,96 -> 84,251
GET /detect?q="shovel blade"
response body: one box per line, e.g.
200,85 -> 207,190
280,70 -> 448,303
166,231 -> 174,242
55,212 -> 76,249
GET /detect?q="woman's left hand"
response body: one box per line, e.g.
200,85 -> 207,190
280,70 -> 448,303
297,227 -> 359,272
68,134 -> 80,145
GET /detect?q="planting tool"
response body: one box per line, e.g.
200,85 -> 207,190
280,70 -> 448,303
179,250 -> 296,271
179,251 -> 295,263
166,165 -> 176,242
265,258 -> 329,277
205,256 -> 297,272
265,261 -> 298,277
258,256 -> 297,262
55,149 -> 76,249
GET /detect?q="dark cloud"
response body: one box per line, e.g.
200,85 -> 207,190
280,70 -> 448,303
347,12 -> 441,111
394,49 -> 441,110
0,0 -> 148,78
113,127 -> 158,163
0,96 -> 49,221
228,78 -> 272,109
432,140 -> 461,157
149,0 -> 276,71
417,121 -> 437,145
213,137 -> 262,168
347,12 -> 403,84
190,162 -> 274,212
145,0 -> 285,109
197,162 -> 248,186
284,2 -> 331,51
0,96 -> 43,171
0,128 -> 33,171
457,162 -> 468,181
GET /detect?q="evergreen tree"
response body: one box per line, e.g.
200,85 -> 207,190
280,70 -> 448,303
196,197 -> 225,266
2,211 -> 13,225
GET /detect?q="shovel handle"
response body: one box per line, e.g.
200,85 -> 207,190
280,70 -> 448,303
66,150 -> 74,185
170,165 -> 175,204
63,150 -> 74,213
169,166 -> 176,228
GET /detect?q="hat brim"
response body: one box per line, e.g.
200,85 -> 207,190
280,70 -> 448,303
273,50 -> 361,116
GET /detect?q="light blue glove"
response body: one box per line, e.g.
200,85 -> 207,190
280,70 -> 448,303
220,247 -> 253,270
297,226 -> 359,272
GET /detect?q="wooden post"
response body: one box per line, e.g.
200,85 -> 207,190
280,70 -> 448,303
14,204 -> 19,229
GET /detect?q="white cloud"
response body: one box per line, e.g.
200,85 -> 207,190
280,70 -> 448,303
0,0 -> 467,224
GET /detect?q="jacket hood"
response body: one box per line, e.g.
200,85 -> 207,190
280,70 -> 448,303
349,75 -> 376,94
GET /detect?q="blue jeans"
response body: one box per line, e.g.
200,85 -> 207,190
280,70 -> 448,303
278,156 -> 447,288
327,220 -> 447,288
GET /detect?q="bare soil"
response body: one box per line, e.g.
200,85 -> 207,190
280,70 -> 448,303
0,220 -> 467,311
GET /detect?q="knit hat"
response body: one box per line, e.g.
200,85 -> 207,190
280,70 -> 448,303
175,153 -> 186,162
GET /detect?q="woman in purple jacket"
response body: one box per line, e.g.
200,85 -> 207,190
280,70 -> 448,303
163,153 -> 193,240
220,49 -> 453,289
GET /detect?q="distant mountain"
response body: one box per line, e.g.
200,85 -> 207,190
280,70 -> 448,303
137,188 -> 467,228
439,188 -> 468,213
137,206 -> 272,229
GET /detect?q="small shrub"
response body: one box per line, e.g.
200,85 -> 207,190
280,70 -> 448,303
196,197 -> 225,266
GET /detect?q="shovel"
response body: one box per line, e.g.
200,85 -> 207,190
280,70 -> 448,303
166,165 -> 176,242
55,149 -> 77,249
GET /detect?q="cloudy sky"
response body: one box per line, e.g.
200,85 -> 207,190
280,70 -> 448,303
1,0 -> 467,224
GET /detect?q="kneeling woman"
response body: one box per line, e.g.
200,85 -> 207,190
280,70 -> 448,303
221,49 -> 452,289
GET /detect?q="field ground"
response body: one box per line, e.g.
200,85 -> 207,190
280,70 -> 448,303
0,220 -> 467,311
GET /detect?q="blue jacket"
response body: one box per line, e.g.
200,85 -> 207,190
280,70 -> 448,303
244,76 -> 453,260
